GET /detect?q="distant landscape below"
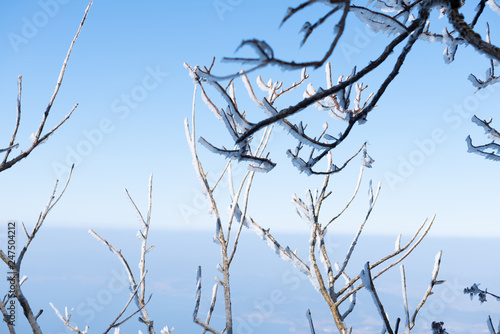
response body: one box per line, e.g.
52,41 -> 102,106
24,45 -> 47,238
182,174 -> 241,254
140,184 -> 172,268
1,227 -> 498,333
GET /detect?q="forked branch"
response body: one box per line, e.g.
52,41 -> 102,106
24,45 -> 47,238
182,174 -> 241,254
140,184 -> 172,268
0,2 -> 92,173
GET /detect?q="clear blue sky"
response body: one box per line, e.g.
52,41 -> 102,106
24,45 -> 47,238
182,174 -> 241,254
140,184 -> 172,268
0,0 -> 499,238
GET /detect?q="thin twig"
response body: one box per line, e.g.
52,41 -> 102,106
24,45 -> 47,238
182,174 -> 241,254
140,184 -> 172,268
2,76 -> 22,165
410,251 -> 445,328
103,273 -> 148,334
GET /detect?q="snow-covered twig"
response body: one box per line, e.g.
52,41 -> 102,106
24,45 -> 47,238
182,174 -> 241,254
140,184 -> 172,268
472,115 -> 500,139
323,164 -> 364,231
360,262 -> 393,334
333,180 -> 381,281
125,174 -> 156,332
103,273 -> 150,334
487,315 -> 500,334
467,116 -> 500,161
186,78 -> 274,334
0,298 -> 15,334
306,309 -> 316,334
202,282 -> 219,334
239,154 -> 436,332
410,251 -> 445,328
49,303 -> 88,334
186,12 -> 426,174
193,267 -> 220,334
401,265 -> 410,332
466,134 -> 500,162
87,174 -> 159,334
336,216 -> 436,305
0,165 -> 75,334
431,321 -> 448,334
226,14 -> 425,174
336,263 -> 356,322
465,283 -> 500,303
447,4 -> 500,62
88,230 -> 137,291
0,2 -> 91,173
399,251 -> 445,333
222,0 -> 349,70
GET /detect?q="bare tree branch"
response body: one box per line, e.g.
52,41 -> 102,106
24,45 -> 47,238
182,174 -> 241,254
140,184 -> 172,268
85,174 -> 162,334
410,251 -> 445,328
360,262 -> 393,334
0,298 -> 15,334
1,76 -> 22,165
306,309 -> 316,334
448,3 -> 500,62
0,2 -> 92,173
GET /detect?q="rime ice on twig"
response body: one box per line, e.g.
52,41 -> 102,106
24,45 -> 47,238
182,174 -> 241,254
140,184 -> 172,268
180,1 -> 496,332
487,315 -> 500,334
53,174 -> 168,334
228,152 -> 438,332
351,5 -> 408,35
306,309 -> 316,334
193,0 -> 500,173
467,116 -> 500,162
399,251 -> 445,332
0,165 -> 74,334
0,2 -> 92,173
431,321 -> 449,334
464,283 -> 500,304
49,303 -> 89,334
360,262 -> 393,334
186,3 -> 436,174
186,57 -> 376,174
186,80 -> 274,334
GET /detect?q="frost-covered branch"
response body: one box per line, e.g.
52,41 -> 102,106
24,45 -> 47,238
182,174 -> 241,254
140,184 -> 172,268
333,180 -> 381,282
447,2 -> 500,62
193,267 -> 220,334
49,303 -> 88,334
187,5 -> 430,173
186,59 -> 376,174
467,116 -> 500,161
399,251 -> 445,332
335,216 -> 436,305
360,262 -> 394,334
431,321 -> 449,334
0,297 -> 15,334
322,164 -> 364,231
222,0 -> 350,70
15,165 -> 73,270
103,275 -> 151,334
410,252 -> 445,327
464,283 -> 500,303
0,4 -> 90,333
192,0 -> 500,173
0,165 -> 74,334
306,309 -> 316,334
487,316 -> 500,334
233,17 -> 423,145
0,2 -> 91,173
235,154 -> 436,332
186,79 -> 273,334
124,174 -> 156,333
54,175 -> 168,334
180,2 -> 475,333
